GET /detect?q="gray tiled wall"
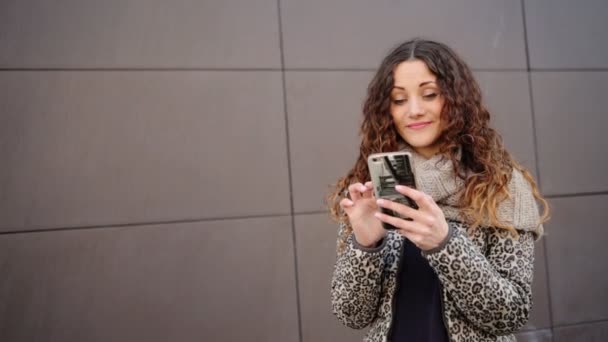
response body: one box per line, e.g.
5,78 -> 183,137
1,1 -> 606,341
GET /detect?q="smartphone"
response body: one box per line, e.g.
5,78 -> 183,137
367,152 -> 418,229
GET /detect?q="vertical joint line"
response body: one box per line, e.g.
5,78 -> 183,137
276,1 -> 303,342
521,1 -> 555,340
520,0 -> 541,185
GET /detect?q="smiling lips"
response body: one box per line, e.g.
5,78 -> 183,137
406,121 -> 432,130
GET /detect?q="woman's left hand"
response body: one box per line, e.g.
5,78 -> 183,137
374,185 -> 450,251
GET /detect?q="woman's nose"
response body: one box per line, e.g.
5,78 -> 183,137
407,98 -> 424,117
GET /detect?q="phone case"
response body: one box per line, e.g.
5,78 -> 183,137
367,152 -> 418,229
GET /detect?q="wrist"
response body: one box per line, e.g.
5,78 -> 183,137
352,234 -> 386,252
353,232 -> 376,247
422,222 -> 455,255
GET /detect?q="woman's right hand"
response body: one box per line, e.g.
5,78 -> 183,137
339,181 -> 387,248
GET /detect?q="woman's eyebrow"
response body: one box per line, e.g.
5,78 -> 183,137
393,81 -> 437,90
419,81 -> 436,86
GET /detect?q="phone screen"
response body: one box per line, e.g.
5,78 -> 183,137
368,152 -> 418,229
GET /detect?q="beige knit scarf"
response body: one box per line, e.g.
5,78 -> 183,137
401,145 -> 543,239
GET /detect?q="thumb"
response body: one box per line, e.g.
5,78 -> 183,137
339,198 -> 355,214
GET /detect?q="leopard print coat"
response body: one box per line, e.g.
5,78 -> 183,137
331,220 -> 536,342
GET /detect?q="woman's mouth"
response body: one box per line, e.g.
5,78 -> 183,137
406,121 -> 432,130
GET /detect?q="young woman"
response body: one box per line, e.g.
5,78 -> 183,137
328,39 -> 549,341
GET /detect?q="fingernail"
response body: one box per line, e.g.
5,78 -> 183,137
376,199 -> 384,206
395,185 -> 405,190
374,212 -> 381,219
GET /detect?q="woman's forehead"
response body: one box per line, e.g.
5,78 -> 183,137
393,60 -> 437,88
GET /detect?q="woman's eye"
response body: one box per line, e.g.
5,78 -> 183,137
423,93 -> 438,100
392,99 -> 406,105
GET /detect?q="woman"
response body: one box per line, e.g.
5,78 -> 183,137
328,39 -> 549,341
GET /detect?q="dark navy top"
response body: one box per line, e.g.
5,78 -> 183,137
389,238 -> 449,342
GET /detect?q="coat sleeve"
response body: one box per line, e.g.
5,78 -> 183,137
330,222 -> 387,329
423,222 -> 537,335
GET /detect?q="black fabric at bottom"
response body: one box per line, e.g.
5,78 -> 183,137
389,238 -> 449,342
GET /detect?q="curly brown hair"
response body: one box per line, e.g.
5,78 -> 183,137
327,39 -> 549,252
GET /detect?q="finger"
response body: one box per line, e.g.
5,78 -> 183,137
347,183 -> 364,201
363,181 -> 376,199
398,229 -> 425,246
340,198 -> 354,207
376,198 -> 426,222
374,212 -> 430,244
339,198 -> 354,214
373,211 -> 424,233
361,183 -> 373,198
395,185 -> 436,211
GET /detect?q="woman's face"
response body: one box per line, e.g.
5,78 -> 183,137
390,59 -> 445,158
